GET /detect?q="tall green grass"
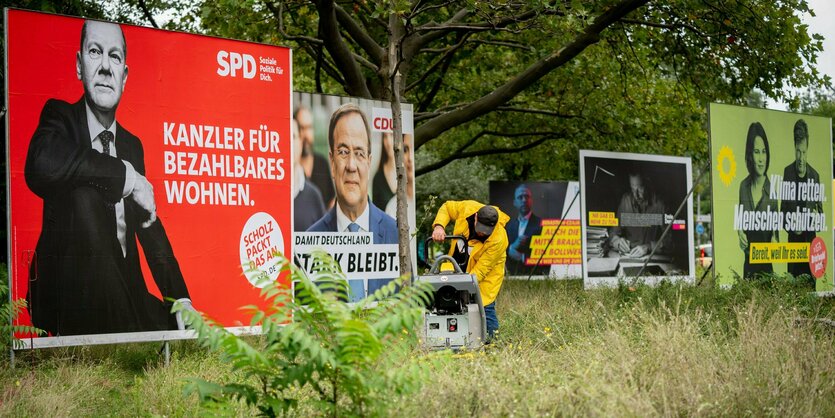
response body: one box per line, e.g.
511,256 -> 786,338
3,277 -> 835,416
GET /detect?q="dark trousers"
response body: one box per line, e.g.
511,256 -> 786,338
484,302 -> 499,338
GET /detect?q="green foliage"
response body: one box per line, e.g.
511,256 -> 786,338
175,251 -> 435,417
187,0 -> 827,184
103,0 -> 203,32
6,276 -> 835,415
415,152 -> 491,217
0,266 -> 43,351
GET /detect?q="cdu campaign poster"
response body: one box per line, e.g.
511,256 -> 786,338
709,103 -> 833,290
580,150 -> 694,289
489,181 -> 581,279
291,92 -> 416,302
5,9 -> 293,347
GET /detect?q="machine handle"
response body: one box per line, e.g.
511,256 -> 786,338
423,235 -> 468,274
423,235 -> 468,264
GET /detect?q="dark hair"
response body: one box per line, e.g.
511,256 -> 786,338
379,133 -> 393,167
80,20 -> 127,60
744,122 -> 770,176
328,103 -> 371,151
794,119 -> 808,147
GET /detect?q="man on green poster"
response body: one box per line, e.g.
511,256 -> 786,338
781,119 -> 822,282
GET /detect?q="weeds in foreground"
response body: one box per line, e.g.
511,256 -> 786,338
174,251 -> 435,417
0,268 -> 42,351
4,275 -> 835,416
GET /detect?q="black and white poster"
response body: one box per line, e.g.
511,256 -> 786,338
580,150 -> 694,288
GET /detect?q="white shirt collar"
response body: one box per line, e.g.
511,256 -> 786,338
336,201 -> 370,232
85,102 -> 117,154
293,165 -> 306,199
517,212 -> 531,238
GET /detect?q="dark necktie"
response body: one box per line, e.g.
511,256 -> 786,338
347,223 -> 360,232
97,131 -> 117,216
98,130 -> 114,155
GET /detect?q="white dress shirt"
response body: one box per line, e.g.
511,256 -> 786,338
335,201 -> 370,232
517,212 -> 531,239
85,103 -> 137,257
292,165 -> 306,199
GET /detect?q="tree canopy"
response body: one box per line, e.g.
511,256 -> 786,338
174,1 -> 825,177
15,0 -> 826,183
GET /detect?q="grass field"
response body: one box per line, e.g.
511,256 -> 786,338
4,274 -> 835,417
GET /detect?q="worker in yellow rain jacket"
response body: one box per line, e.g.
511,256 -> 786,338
432,200 -> 509,339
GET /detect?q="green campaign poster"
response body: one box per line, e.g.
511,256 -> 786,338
709,103 -> 833,291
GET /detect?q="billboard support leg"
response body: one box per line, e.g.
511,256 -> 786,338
159,341 -> 170,367
9,348 -> 14,369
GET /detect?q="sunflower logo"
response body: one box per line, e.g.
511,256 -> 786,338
717,145 -> 736,187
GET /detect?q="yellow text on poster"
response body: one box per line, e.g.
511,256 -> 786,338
749,242 -> 809,264
589,211 -> 618,227
529,220 -> 581,265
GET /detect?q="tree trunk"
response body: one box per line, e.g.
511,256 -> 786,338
388,13 -> 412,280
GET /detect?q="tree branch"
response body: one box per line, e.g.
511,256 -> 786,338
412,0 -> 457,17
469,39 -> 535,51
414,102 -> 469,122
315,0 -> 372,98
620,18 -> 707,37
353,52 -> 380,72
414,0 -> 650,150
414,25 -> 519,33
495,106 -> 579,118
416,132 -> 558,176
412,7 -> 564,50
298,42 -> 345,87
416,52 -> 455,113
136,0 -> 159,28
418,37 -> 533,53
406,32 -> 470,92
409,8 -> 470,51
267,2 -> 324,46
335,4 -> 386,65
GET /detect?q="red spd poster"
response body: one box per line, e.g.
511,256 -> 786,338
5,9 -> 293,347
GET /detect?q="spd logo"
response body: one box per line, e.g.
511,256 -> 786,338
217,50 -> 256,79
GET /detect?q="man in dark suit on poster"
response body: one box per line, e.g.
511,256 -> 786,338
25,20 -> 192,336
506,184 -> 544,275
781,119 -> 822,282
294,105 -> 335,208
292,119 -> 326,231
306,103 -> 397,244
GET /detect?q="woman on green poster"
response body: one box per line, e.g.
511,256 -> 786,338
737,122 -> 778,278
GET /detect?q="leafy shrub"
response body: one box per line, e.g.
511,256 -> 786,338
175,251 -> 435,417
0,266 -> 42,351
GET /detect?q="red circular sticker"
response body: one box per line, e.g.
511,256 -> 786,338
809,237 -> 827,279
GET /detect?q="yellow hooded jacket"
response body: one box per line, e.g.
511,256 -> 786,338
432,200 -> 510,306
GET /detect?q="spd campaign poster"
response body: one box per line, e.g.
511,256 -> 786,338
5,10 -> 293,347
580,150 -> 694,288
291,92 -> 416,302
489,181 -> 581,279
709,103 -> 833,290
